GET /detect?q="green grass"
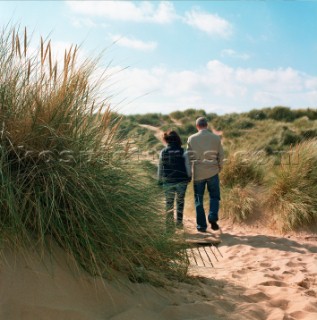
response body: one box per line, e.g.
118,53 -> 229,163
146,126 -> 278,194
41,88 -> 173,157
217,148 -> 264,222
221,185 -> 258,222
221,149 -> 265,188
0,26 -> 188,284
266,140 -> 317,231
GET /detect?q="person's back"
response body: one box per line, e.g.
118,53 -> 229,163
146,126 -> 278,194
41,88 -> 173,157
187,117 -> 224,232
160,143 -> 189,184
158,130 -> 191,231
187,128 -> 224,181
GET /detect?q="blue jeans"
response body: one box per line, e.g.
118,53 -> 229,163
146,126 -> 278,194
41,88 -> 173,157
193,174 -> 220,231
164,182 -> 188,226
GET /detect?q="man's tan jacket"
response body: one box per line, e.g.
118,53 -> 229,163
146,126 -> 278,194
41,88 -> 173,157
187,129 -> 224,181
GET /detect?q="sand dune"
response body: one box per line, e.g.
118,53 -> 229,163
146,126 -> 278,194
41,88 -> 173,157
1,218 -> 316,319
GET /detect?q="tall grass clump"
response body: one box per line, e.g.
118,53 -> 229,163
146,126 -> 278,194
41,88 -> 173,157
221,150 -> 265,188
220,149 -> 265,222
266,140 -> 317,231
220,185 -> 257,223
0,26 -> 187,283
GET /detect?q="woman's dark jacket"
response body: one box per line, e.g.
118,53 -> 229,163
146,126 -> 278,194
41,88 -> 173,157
158,143 -> 191,184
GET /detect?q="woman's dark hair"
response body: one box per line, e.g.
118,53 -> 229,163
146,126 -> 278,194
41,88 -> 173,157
163,130 -> 182,146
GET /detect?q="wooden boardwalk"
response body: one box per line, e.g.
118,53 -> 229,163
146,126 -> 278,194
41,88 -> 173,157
185,233 -> 222,268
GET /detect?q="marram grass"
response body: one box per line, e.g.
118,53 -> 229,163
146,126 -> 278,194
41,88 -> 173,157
221,185 -> 257,223
220,148 -> 264,222
267,140 -> 317,231
0,26 -> 188,284
221,148 -> 265,188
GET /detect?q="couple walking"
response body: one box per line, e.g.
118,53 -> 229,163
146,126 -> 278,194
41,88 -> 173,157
158,117 -> 224,233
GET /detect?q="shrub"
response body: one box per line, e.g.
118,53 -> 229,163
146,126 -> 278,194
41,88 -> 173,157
183,108 -> 206,118
263,137 -> 279,155
247,109 -> 268,120
268,106 -> 296,122
170,110 -> 184,120
162,114 -> 173,123
0,26 -> 187,283
280,128 -> 301,146
293,108 -> 317,120
135,113 -> 162,126
206,112 -> 218,122
178,123 -> 196,136
300,129 -> 317,140
224,129 -> 243,139
234,118 -> 255,130
211,114 -> 239,131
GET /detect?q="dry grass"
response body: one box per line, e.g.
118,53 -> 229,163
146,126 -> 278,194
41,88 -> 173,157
0,26 -> 188,284
266,140 -> 317,231
221,185 -> 258,223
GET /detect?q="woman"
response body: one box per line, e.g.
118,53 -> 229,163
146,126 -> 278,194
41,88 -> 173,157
158,130 -> 191,230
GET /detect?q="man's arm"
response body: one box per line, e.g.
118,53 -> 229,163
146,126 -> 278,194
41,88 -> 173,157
186,138 -> 197,162
217,140 -> 224,172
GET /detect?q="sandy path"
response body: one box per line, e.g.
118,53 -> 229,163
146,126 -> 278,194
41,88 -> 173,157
170,117 -> 182,126
138,124 -> 164,143
182,217 -> 317,320
1,218 -> 316,319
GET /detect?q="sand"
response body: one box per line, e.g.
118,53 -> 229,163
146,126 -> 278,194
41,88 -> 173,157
1,218 -> 316,320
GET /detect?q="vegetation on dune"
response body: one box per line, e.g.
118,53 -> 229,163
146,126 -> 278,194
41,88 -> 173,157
219,149 -> 265,222
0,26 -> 188,284
122,106 -> 317,158
221,150 -> 265,189
266,140 -> 317,231
220,185 -> 257,223
119,105 -> 317,231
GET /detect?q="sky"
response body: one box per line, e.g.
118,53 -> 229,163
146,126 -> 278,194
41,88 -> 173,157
0,0 -> 317,115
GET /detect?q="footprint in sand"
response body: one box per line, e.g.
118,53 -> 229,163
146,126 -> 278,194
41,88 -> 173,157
259,262 -> 271,268
231,273 -> 240,279
305,290 -> 316,297
237,268 -> 249,275
244,292 -> 270,303
304,301 -> 317,312
297,278 -> 310,289
259,280 -> 288,287
269,298 -> 289,310
289,310 -> 311,319
268,266 -> 280,271
286,260 -> 306,268
282,270 -> 294,275
263,274 -> 281,280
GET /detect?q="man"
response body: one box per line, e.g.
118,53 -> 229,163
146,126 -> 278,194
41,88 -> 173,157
187,117 -> 224,232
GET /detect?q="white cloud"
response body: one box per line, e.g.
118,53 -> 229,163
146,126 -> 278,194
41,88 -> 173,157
164,70 -> 200,96
305,78 -> 317,90
221,49 -> 250,60
104,61 -> 317,114
235,67 -> 304,92
184,9 -> 232,37
109,34 -> 157,51
66,1 -> 176,24
70,17 -> 97,28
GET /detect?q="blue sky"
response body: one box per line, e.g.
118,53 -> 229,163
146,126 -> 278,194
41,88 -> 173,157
1,1 -> 316,115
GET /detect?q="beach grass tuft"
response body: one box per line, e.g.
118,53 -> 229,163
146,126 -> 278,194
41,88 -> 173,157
0,26 -> 188,284
266,140 -> 317,231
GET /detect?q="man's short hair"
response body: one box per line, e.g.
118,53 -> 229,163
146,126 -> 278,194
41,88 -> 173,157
196,117 -> 208,128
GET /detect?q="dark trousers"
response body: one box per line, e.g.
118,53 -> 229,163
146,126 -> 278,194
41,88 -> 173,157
164,182 -> 188,227
193,174 -> 220,231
